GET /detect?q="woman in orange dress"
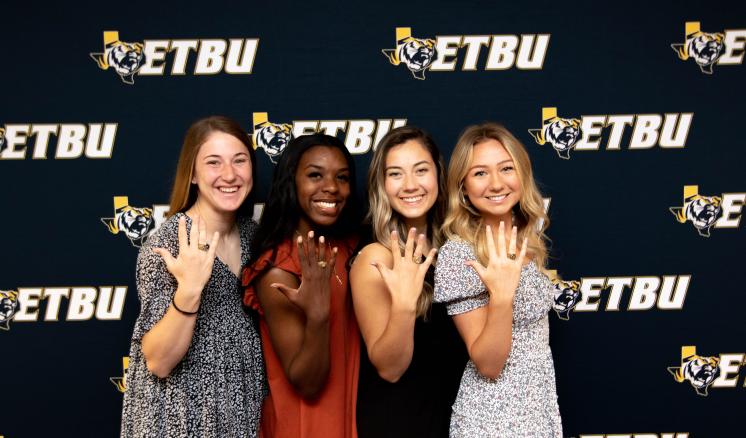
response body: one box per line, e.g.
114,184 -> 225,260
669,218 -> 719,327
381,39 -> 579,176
243,133 -> 361,438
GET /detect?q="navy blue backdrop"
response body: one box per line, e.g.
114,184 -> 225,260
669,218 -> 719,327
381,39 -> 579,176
2,1 -> 744,437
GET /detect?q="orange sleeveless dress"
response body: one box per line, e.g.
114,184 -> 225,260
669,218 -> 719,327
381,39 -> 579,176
242,237 -> 359,438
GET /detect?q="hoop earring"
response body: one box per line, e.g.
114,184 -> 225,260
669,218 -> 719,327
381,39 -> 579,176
458,186 -> 479,216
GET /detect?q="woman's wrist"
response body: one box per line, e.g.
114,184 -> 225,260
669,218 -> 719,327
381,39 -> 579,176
390,296 -> 419,315
172,288 -> 201,313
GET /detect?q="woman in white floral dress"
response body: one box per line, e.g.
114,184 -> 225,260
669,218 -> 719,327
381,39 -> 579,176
434,122 -> 562,437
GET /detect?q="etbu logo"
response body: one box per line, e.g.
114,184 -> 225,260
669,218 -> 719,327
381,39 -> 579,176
670,185 -> 745,237
668,346 -> 746,396
548,272 -> 691,320
580,434 -> 689,438
0,123 -> 117,160
1,286 -> 128,331
111,357 -> 129,393
91,31 -> 259,84
101,196 -> 169,247
251,112 -> 407,163
383,27 -> 549,80
528,107 -> 692,159
671,22 -> 746,74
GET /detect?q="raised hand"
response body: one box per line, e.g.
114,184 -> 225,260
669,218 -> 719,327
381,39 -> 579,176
465,222 -> 528,306
153,214 -> 220,297
371,228 -> 437,311
271,231 -> 337,322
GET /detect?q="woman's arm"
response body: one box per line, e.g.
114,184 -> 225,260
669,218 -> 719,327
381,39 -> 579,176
255,232 -> 337,399
350,229 -> 436,382
141,215 -> 220,378
452,223 -> 528,380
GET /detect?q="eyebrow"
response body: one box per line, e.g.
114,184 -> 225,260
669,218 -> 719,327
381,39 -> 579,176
385,160 -> 431,171
468,159 -> 513,171
305,164 -> 350,172
202,152 -> 249,160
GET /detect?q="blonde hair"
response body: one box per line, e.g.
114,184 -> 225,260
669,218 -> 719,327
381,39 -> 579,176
366,126 -> 447,318
442,122 -> 549,269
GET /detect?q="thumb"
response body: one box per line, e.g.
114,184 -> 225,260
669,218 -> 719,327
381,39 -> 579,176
271,282 -> 297,302
152,248 -> 175,270
464,260 -> 486,279
370,261 -> 393,281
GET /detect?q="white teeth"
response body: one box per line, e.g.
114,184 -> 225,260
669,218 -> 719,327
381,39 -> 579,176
219,187 -> 238,193
487,194 -> 507,201
401,195 -> 424,203
315,201 -> 336,208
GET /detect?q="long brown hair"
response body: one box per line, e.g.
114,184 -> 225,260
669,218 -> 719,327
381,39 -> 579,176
167,116 -> 257,217
442,122 -> 549,269
366,125 -> 447,317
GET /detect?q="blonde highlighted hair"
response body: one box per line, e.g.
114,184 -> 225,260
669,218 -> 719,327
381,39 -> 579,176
442,122 -> 549,269
366,126 -> 447,317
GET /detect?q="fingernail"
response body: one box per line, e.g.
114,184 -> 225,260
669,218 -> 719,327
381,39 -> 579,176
320,236 -> 325,244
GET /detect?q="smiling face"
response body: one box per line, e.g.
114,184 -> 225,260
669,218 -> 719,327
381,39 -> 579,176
462,139 -> 522,225
295,145 -> 351,229
384,139 -> 438,225
191,131 -> 253,216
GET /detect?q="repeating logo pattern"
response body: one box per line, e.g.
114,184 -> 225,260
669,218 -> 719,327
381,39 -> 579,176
0,123 -> 118,160
250,112 -> 408,162
382,27 -> 437,80
3,286 -> 129,326
101,196 -> 156,247
669,186 -> 745,237
110,357 -> 129,393
528,107 -> 693,159
670,186 -> 722,237
0,127 -> 6,153
382,27 -> 549,79
0,290 -> 19,331
90,31 -> 145,84
580,434 -> 689,438
528,108 -> 581,159
549,274 -> 582,320
252,113 -> 293,164
668,346 -> 721,396
90,30 -> 259,84
671,22 -> 746,74
547,274 -> 690,318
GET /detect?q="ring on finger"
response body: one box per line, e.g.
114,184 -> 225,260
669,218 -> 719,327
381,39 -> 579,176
317,260 -> 328,268
412,255 -> 423,264
507,253 -> 517,260
197,242 -> 210,251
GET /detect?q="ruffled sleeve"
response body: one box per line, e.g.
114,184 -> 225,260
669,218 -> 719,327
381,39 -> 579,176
131,217 -> 179,342
433,239 -> 489,315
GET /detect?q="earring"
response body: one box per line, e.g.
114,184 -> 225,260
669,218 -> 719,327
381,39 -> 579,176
459,187 -> 479,216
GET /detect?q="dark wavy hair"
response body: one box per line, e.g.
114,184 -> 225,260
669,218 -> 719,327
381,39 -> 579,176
252,133 -> 360,259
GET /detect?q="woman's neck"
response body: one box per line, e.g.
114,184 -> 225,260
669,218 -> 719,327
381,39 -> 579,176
403,216 -> 429,239
187,200 -> 236,237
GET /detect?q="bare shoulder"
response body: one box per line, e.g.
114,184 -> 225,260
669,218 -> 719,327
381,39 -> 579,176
353,242 -> 393,267
350,243 -> 390,294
